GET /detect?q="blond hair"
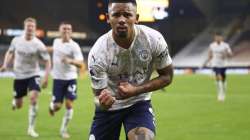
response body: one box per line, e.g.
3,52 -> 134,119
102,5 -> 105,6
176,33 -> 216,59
24,17 -> 37,25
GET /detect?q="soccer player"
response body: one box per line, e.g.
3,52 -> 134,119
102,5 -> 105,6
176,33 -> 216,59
48,22 -> 84,139
0,17 -> 51,138
87,0 -> 173,140
203,32 -> 233,102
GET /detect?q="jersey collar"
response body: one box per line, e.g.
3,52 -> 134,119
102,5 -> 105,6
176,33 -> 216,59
109,25 -> 138,51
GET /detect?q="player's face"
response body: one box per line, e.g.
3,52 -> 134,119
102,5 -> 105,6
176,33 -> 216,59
107,3 -> 139,38
214,35 -> 223,43
59,24 -> 72,40
24,21 -> 36,38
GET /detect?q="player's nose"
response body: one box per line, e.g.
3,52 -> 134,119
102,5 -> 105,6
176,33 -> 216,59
118,16 -> 126,25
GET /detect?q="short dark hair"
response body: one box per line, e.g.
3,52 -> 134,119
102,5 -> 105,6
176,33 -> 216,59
214,31 -> 222,36
108,0 -> 137,6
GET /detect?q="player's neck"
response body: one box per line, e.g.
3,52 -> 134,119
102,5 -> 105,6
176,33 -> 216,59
216,41 -> 222,45
62,37 -> 71,43
25,35 -> 34,41
113,30 -> 135,49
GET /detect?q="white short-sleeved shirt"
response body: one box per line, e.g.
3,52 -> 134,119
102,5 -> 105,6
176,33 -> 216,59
88,25 -> 172,110
209,41 -> 232,67
52,38 -> 84,80
8,35 -> 50,79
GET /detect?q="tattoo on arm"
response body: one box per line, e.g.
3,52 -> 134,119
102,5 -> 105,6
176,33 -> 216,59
135,64 -> 173,94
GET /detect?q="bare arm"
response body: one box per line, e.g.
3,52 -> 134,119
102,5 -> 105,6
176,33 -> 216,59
0,50 -> 14,71
118,64 -> 174,99
136,64 -> 173,94
41,59 -> 51,88
91,64 -> 173,109
62,57 -> 84,68
227,47 -> 233,57
46,47 -> 53,53
202,49 -> 213,67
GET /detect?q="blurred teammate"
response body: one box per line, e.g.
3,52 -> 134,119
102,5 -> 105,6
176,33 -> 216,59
88,0 -> 173,139
203,32 -> 233,102
48,22 -> 84,139
0,17 -> 51,137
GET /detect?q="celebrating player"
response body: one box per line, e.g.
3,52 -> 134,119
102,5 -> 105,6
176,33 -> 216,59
48,22 -> 84,139
0,17 -> 51,138
203,32 -> 233,102
88,0 -> 173,140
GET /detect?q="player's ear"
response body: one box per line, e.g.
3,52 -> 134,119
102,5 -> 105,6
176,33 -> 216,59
135,14 -> 139,24
106,13 -> 110,24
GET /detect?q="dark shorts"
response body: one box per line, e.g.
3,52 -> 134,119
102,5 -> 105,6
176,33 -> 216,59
89,100 -> 156,140
13,76 -> 41,99
52,79 -> 77,103
213,67 -> 226,76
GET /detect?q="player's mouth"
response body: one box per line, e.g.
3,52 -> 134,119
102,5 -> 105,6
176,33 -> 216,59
117,26 -> 127,32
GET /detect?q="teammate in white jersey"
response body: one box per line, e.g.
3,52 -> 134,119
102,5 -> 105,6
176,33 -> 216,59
47,22 -> 84,139
88,0 -> 173,140
0,17 -> 51,138
203,32 -> 233,102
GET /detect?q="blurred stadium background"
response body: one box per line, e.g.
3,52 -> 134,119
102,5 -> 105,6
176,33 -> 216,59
0,0 -> 250,140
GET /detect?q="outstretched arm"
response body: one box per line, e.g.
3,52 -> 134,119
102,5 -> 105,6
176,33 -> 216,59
118,64 -> 174,99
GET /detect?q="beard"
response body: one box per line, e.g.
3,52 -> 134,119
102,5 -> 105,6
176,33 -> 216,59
117,31 -> 128,38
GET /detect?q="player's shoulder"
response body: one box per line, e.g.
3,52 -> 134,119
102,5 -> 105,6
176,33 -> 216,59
52,38 -> 61,45
209,42 -> 217,48
11,36 -> 23,43
210,42 -> 215,46
222,41 -> 230,47
33,37 -> 46,47
33,36 -> 42,42
90,32 -> 109,53
136,24 -> 164,39
12,36 -> 21,41
70,39 -> 80,47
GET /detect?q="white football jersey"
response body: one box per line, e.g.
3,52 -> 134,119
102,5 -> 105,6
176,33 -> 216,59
209,41 -> 232,67
52,38 -> 84,80
88,25 -> 172,110
8,35 -> 50,79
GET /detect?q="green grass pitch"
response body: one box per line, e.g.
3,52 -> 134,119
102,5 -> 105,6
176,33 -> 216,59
0,74 -> 250,140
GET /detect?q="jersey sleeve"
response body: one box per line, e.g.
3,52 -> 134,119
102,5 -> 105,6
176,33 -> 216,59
73,44 -> 84,61
153,34 -> 172,69
88,45 -> 108,90
8,37 -> 17,52
37,41 -> 50,61
226,44 -> 232,55
52,39 -> 56,48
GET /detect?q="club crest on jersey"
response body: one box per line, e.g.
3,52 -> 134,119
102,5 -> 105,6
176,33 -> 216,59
138,50 -> 150,61
134,70 -> 145,83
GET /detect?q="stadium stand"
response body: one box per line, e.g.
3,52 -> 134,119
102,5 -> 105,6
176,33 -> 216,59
173,13 -> 250,68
